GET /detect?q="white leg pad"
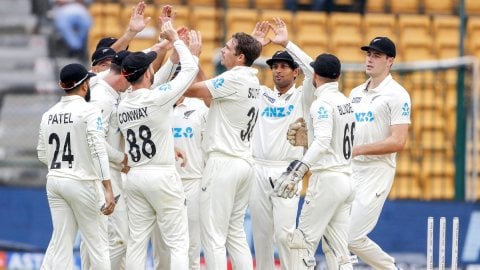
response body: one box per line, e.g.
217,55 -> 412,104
287,230 -> 316,270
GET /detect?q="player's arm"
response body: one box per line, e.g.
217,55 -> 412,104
153,23 -> 199,106
184,81 -> 212,105
110,1 -> 150,52
86,108 -> 115,215
353,124 -> 409,157
89,97 -> 126,165
36,116 -> 48,165
301,101 -> 334,164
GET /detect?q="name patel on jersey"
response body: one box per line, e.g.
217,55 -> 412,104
48,113 -> 73,125
337,103 -> 353,115
118,107 -> 148,124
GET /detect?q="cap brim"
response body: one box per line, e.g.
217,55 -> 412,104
361,45 -> 389,56
266,58 -> 298,68
87,71 -> 96,78
92,56 -> 114,66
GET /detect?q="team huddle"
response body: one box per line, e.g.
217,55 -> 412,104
36,2 -> 411,270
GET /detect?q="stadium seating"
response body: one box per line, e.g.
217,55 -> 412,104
366,0 -> 387,13
254,0 -> 284,10
433,15 -> 461,59
329,13 -> 363,62
225,8 -> 259,40
390,0 -> 420,14
465,0 -> 480,16
424,0 -> 456,15
293,11 -> 329,57
362,13 -> 398,44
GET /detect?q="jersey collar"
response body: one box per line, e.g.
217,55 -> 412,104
364,74 -> 393,93
314,82 -> 339,98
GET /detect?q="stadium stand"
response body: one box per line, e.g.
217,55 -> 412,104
390,0 -> 420,14
424,0 -> 456,15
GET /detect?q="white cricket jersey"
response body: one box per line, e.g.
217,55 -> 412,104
172,97 -> 208,179
301,82 -> 355,174
90,79 -> 125,170
37,95 -> 110,181
349,74 -> 411,167
203,66 -> 261,163
117,40 -> 198,167
252,85 -> 305,162
89,69 -> 109,88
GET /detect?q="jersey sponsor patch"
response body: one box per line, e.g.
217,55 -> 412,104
159,83 -> 172,91
402,102 -> 410,116
355,111 -> 375,122
212,78 -> 225,89
172,127 -> 194,138
261,105 -> 294,118
352,97 -> 362,103
317,106 -> 329,119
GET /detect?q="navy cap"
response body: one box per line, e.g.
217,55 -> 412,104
95,37 -> 117,50
59,63 -> 96,91
121,51 -> 157,82
266,50 -> 298,69
361,37 -> 396,58
309,53 -> 341,79
112,50 -> 131,66
91,47 -> 116,66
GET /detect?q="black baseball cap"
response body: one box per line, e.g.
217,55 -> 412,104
266,50 -> 299,69
121,51 -> 157,82
361,37 -> 396,58
310,53 -> 341,79
112,50 -> 131,67
96,37 -> 118,50
91,47 -> 116,66
59,63 -> 96,91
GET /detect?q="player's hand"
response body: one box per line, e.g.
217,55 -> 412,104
270,17 -> 289,47
127,1 -> 150,34
251,21 -> 271,47
121,154 -> 130,174
159,5 -> 174,27
274,160 -> 310,198
101,180 -> 116,215
189,30 -> 202,57
160,21 -> 179,42
174,147 -> 187,167
287,118 -> 308,147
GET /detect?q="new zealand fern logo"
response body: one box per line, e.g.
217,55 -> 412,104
402,102 -> 410,116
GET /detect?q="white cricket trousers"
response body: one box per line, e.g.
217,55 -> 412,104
125,166 -> 189,270
201,153 -> 254,270
41,177 -> 110,270
348,160 -> 396,270
250,160 -> 299,270
152,177 -> 201,270
81,168 -> 128,270
294,170 -> 355,270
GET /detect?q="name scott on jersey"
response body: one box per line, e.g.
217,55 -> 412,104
48,113 -> 73,125
118,107 -> 148,124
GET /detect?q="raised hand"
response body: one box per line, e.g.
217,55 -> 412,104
160,21 -> 179,42
127,1 -> 151,34
251,21 -> 271,47
188,30 -> 202,57
270,17 -> 289,47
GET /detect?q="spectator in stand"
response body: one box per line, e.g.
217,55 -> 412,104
50,0 -> 92,58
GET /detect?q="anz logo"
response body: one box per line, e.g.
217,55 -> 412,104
261,105 -> 294,118
172,127 -> 194,138
355,111 -> 375,122
402,102 -> 410,117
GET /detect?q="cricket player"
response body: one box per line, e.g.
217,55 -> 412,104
37,63 -> 115,270
117,21 -> 198,269
184,32 -> 262,270
87,50 -> 131,269
271,18 -> 355,270
347,37 -> 411,270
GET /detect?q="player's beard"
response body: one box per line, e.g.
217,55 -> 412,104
84,86 -> 91,102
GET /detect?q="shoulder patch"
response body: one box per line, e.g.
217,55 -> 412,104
212,78 -> 225,89
402,102 -> 410,116
317,106 -> 329,119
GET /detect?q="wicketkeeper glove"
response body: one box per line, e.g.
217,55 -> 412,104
287,118 -> 308,147
274,160 -> 310,198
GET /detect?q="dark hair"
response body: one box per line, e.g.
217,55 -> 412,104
232,32 -> 262,67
